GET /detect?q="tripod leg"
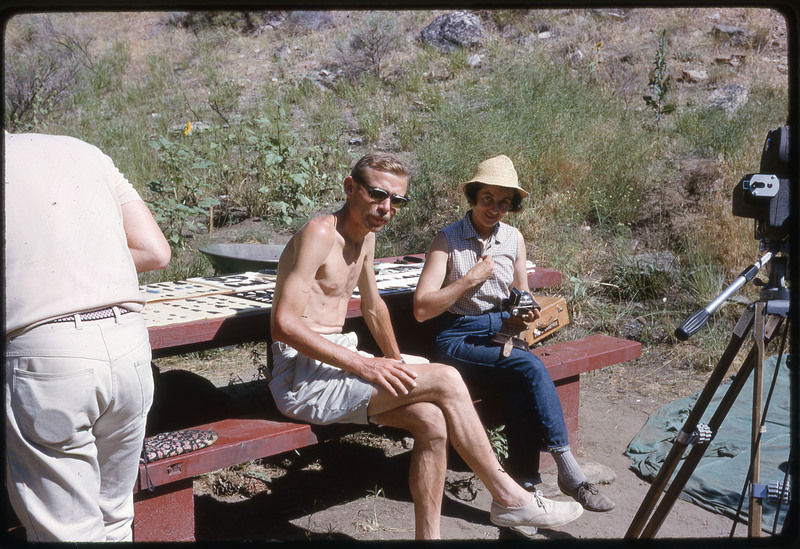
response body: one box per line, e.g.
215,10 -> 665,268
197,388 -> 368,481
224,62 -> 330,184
625,307 -> 753,539
639,313 -> 782,538
642,345 -> 756,536
749,302 -> 766,536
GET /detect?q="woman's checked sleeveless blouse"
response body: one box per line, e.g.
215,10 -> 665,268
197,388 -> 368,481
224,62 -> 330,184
441,212 -> 520,316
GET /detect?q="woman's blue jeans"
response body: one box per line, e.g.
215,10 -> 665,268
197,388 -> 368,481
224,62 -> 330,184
434,311 -> 570,483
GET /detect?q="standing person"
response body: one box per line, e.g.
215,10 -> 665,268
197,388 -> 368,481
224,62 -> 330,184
4,131 -> 171,542
268,152 -> 583,540
413,154 -> 615,513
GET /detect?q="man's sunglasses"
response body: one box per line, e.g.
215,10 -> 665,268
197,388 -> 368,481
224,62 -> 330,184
355,177 -> 409,208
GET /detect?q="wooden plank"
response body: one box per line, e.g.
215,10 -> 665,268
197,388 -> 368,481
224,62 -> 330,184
135,418 -> 318,491
534,334 -> 641,381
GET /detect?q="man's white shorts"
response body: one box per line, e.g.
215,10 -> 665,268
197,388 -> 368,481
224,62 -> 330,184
269,332 -> 427,425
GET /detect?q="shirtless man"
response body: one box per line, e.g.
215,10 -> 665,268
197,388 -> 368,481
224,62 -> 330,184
268,152 -> 582,539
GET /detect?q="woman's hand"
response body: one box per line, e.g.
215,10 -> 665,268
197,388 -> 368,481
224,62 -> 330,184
468,254 -> 495,284
519,308 -> 541,322
414,234 -> 497,322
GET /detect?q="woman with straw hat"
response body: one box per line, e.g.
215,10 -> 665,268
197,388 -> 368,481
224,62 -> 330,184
414,154 -> 614,518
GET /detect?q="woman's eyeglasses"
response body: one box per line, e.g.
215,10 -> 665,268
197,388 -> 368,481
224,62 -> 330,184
355,178 -> 409,208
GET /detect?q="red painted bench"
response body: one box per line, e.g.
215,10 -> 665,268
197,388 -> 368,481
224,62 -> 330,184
129,334 -> 639,541
133,418 -> 318,542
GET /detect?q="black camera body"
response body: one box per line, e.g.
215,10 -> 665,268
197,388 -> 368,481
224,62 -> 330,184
492,287 -> 541,357
501,287 -> 540,317
732,125 -> 791,242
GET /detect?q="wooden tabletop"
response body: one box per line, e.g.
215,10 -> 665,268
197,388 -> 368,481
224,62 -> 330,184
147,256 -> 562,357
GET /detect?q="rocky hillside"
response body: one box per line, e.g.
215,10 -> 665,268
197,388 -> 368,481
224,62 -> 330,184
3,8 -> 791,369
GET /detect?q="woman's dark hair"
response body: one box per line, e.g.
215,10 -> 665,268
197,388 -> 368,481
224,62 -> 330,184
463,182 -> 524,213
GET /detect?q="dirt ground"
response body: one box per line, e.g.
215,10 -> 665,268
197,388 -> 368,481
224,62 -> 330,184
150,343 -> 774,543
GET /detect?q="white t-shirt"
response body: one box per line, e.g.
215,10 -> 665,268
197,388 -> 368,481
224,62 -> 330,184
4,132 -> 147,336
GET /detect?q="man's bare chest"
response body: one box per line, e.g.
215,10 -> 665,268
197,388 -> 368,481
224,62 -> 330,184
314,255 -> 363,299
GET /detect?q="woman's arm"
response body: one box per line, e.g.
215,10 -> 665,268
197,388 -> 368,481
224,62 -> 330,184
512,231 -> 531,294
512,231 -> 540,321
413,231 -> 494,322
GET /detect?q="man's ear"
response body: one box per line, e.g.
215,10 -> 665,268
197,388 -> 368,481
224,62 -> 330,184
343,175 -> 355,198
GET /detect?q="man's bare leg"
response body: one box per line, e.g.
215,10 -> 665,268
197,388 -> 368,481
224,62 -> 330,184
368,362 -> 531,508
376,402 -> 448,539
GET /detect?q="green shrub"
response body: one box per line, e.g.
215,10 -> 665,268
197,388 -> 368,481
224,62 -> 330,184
344,12 -> 403,79
146,131 -> 220,248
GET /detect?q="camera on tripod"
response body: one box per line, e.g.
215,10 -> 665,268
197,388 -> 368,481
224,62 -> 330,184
678,126 -> 792,341
632,125 -> 795,540
732,125 -> 791,243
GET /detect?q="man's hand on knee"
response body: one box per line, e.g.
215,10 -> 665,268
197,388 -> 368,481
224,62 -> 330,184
358,357 -> 419,396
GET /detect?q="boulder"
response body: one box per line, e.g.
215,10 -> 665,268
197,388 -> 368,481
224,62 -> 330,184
286,11 -> 334,31
679,69 -> 708,83
708,84 -> 749,114
420,11 -> 485,52
712,23 -> 752,47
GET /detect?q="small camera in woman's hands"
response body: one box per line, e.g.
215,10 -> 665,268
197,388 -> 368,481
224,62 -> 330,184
501,287 -> 541,318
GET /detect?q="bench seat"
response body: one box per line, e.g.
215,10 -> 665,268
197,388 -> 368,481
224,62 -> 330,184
130,334 -> 640,541
133,418 -> 317,541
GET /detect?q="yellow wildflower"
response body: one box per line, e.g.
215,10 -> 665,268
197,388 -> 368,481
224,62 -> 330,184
184,121 -> 192,136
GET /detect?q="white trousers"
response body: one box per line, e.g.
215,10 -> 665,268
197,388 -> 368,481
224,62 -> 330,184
5,312 -> 154,542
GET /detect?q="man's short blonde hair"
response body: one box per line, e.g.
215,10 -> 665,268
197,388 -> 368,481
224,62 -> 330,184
351,152 -> 407,182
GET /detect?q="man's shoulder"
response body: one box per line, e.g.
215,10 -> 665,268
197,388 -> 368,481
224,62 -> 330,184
7,132 -> 94,150
300,213 -> 337,240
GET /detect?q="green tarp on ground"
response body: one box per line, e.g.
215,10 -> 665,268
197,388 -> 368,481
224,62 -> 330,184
626,354 -> 792,534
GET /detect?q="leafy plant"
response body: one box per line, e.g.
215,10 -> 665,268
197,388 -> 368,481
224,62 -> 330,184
146,130 -> 220,248
487,425 -> 508,465
243,104 -> 334,224
361,484 -> 386,531
643,29 -> 675,123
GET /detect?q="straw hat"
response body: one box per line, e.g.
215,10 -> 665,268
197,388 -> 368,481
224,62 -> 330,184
458,154 -> 529,199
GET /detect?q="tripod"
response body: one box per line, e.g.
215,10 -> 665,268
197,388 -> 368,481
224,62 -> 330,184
626,247 -> 791,539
